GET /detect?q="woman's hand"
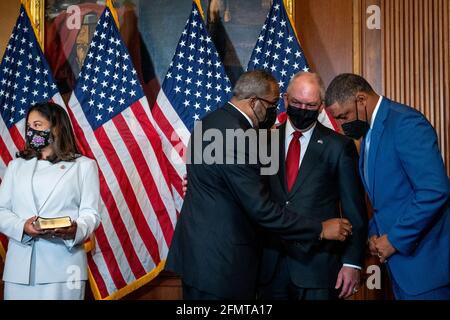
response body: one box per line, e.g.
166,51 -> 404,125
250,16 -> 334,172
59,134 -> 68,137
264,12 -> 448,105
23,216 -> 46,237
50,221 -> 78,240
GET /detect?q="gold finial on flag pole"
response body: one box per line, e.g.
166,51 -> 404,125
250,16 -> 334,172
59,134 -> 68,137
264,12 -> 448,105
106,0 -> 120,28
194,0 -> 205,21
21,0 -> 45,51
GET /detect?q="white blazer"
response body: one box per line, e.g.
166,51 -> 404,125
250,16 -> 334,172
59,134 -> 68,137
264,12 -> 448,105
0,156 -> 100,284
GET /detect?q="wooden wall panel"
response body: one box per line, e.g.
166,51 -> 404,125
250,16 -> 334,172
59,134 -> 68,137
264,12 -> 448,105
295,0 -> 354,86
358,0 -> 383,93
0,0 -> 21,59
382,0 -> 450,176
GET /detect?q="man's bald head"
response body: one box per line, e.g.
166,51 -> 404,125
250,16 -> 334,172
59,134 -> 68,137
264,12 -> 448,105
286,72 -> 325,101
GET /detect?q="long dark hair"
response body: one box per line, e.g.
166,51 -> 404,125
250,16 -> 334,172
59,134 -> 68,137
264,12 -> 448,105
17,102 -> 80,163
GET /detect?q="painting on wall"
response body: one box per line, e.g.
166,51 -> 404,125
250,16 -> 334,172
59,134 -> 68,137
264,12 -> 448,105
29,0 -> 294,103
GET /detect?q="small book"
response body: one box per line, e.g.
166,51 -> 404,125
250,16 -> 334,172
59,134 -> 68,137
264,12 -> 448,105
33,216 -> 72,230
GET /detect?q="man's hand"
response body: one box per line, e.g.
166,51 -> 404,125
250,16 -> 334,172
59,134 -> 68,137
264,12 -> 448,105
374,234 -> 396,263
321,218 -> 352,241
182,174 -> 188,196
23,216 -> 46,237
335,266 -> 361,299
50,221 -> 78,240
368,235 -> 379,256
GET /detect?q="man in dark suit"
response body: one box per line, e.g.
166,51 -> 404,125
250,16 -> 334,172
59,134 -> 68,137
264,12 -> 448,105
258,72 -> 368,300
325,73 -> 450,300
166,70 -> 353,300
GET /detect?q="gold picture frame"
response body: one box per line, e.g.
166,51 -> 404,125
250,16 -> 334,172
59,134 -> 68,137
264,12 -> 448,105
25,0 -> 296,52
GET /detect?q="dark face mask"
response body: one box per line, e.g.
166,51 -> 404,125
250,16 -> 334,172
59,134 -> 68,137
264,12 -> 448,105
259,107 -> 277,129
287,105 -> 319,130
26,127 -> 53,151
251,99 -> 277,129
341,102 -> 370,140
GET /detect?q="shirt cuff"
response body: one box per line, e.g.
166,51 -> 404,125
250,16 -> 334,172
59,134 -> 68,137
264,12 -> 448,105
343,263 -> 362,270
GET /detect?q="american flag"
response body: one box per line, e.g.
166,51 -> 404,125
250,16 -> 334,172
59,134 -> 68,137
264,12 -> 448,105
151,1 -> 232,211
67,7 -> 177,300
0,6 -> 66,258
247,0 -> 338,130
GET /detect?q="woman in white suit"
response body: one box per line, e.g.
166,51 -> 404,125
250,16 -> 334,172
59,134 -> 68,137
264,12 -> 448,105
0,102 -> 100,300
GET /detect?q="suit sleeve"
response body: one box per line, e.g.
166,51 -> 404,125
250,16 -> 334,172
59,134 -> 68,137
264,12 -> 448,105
368,218 -> 378,238
219,162 -> 323,242
64,160 -> 101,250
0,161 -> 29,244
387,112 -> 450,255
338,139 -> 368,267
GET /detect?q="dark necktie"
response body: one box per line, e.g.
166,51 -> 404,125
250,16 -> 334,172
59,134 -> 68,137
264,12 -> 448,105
286,131 -> 302,192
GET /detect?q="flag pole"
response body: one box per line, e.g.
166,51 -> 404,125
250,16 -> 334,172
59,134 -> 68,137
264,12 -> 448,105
283,0 -> 302,46
106,0 -> 120,28
194,0 -> 205,21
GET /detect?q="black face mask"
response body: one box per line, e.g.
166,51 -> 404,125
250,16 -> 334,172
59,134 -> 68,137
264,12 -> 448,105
26,127 -> 53,151
341,102 -> 370,140
259,107 -> 277,129
251,101 -> 277,129
286,105 -> 319,130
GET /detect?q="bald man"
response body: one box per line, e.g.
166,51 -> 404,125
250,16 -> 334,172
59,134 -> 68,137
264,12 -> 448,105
258,72 -> 368,300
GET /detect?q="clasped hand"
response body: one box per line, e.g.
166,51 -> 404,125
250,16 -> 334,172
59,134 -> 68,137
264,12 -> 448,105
24,216 -> 77,240
321,218 -> 352,241
368,234 -> 396,263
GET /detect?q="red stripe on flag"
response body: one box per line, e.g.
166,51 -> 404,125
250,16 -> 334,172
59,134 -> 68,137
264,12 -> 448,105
88,225 -> 129,297
0,234 -> 8,252
113,111 -> 174,245
66,108 -> 146,284
130,102 -> 175,193
165,157 -> 183,196
94,125 -> 161,265
87,251 -> 109,299
98,170 -> 147,280
152,102 -> 187,157
0,136 -> 13,165
130,102 -> 183,197
9,125 -> 25,151
324,109 -> 340,132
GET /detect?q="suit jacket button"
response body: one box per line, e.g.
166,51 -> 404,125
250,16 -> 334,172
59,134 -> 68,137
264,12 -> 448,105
285,201 -> 290,205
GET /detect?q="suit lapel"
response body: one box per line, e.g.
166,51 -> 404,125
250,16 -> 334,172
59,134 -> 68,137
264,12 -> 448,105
366,98 -> 390,200
224,103 -> 252,130
359,136 -> 370,194
36,161 -> 75,213
289,123 -> 327,196
276,123 -> 288,194
21,158 -> 38,214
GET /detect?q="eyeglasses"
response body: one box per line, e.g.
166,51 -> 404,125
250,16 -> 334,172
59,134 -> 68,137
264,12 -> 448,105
288,100 -> 322,110
255,96 -> 279,110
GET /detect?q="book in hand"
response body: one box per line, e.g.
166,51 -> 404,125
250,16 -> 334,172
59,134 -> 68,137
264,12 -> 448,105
33,216 -> 72,230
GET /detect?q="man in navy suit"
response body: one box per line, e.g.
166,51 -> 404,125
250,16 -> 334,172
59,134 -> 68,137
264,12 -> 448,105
325,73 -> 450,300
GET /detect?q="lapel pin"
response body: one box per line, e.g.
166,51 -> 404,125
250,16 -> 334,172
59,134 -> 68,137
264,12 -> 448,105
317,139 -> 323,144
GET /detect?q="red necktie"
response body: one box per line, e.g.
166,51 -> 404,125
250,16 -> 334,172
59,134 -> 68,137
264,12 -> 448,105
286,131 -> 302,192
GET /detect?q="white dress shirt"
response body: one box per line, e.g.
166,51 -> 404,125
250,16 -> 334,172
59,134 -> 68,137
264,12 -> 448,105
363,96 -> 383,187
229,102 -> 254,128
284,119 -> 315,165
